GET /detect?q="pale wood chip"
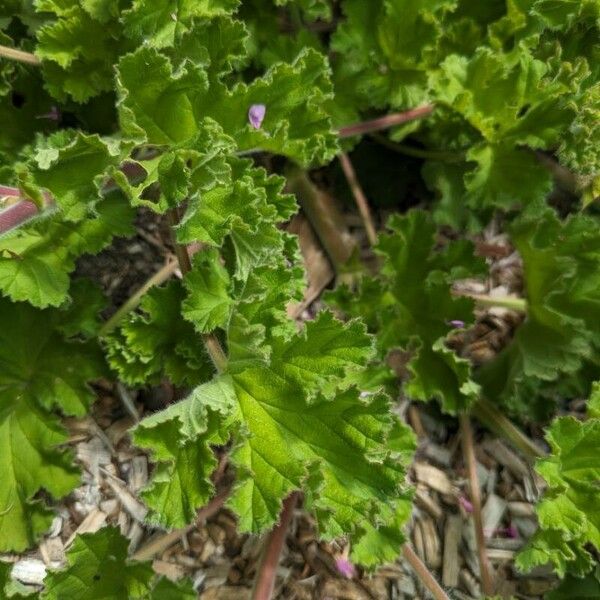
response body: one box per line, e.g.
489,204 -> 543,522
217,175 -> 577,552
321,579 -> 372,600
422,442 -> 452,468
105,416 -> 136,446
102,470 -> 148,523
200,586 -> 251,600
152,559 -> 186,581
127,521 -> 144,553
39,537 -> 65,565
482,493 -> 507,538
419,516 -> 441,569
442,514 -> 462,588
128,456 -> 148,493
11,559 -> 47,586
459,568 -> 481,598
414,462 -> 455,495
508,501 -> 535,518
486,548 -> 515,562
483,439 -> 529,478
414,488 -> 443,520
65,509 -> 107,548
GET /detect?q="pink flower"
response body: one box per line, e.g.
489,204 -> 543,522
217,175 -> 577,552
459,496 -> 473,513
447,319 -> 465,329
335,557 -> 356,579
248,104 -> 266,129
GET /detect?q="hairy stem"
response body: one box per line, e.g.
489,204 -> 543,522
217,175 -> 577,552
252,492 -> 299,600
402,544 -> 451,600
338,104 -> 434,138
459,413 -> 494,595
166,208 -> 228,372
0,44 -> 41,66
0,200 -> 39,234
98,259 -> 180,337
338,153 -> 378,246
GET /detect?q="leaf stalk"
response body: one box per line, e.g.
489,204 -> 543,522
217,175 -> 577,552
0,44 -> 41,66
402,544 -> 451,600
459,413 -> 494,595
252,492 -> 299,600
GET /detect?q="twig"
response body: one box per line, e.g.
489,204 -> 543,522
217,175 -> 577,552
338,153 -> 378,246
252,492 -> 299,600
0,44 -> 41,66
459,413 -> 494,595
338,104 -> 434,138
402,544 -> 451,600
166,208 -> 228,372
98,259 -> 179,336
131,488 -> 230,561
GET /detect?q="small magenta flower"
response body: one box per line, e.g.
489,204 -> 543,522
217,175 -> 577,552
458,495 -> 473,513
447,319 -> 465,329
248,103 -> 266,129
335,557 -> 356,579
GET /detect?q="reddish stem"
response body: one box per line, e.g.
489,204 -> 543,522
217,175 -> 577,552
338,104 -> 434,138
402,544 -> 451,600
252,492 -> 299,600
0,185 -> 21,197
459,413 -> 494,595
0,200 -> 39,233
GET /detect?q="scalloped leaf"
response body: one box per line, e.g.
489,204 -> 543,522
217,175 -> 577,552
0,297 -> 106,552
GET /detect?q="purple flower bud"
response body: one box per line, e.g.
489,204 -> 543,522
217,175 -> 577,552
248,103 -> 266,129
335,557 -> 356,579
447,319 -> 465,329
458,496 -> 473,513
506,524 -> 519,539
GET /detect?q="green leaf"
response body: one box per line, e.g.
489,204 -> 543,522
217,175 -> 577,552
434,47 -> 574,146
31,131 -> 122,221
0,195 -> 134,308
517,397 -> 600,577
0,297 -> 106,552
135,310 -> 415,564
42,527 -> 196,599
35,3 -> 130,102
122,0 -> 240,48
182,248 -> 233,333
464,143 -> 552,211
116,45 -> 337,165
327,210 -> 485,414
477,208 -> 600,417
106,281 -> 213,386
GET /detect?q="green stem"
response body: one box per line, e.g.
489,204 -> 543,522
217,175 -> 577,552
472,398 -> 545,461
98,259 -> 179,337
370,132 -> 464,162
167,208 -> 228,373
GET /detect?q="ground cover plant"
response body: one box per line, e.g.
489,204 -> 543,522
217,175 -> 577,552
0,0 -> 599,598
